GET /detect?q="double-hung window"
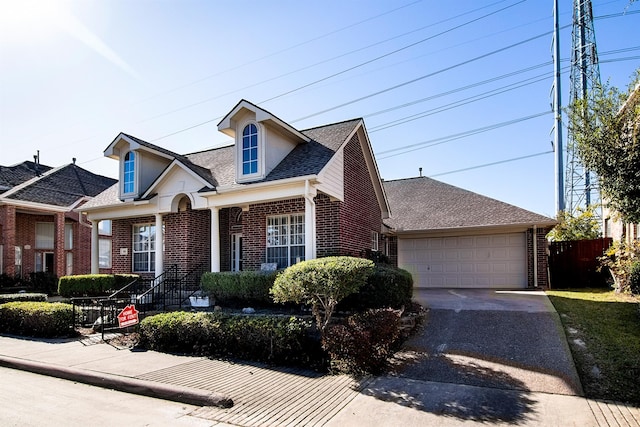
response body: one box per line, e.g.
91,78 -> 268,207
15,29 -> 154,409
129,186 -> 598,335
98,220 -> 112,269
266,214 -> 305,269
133,224 -> 155,272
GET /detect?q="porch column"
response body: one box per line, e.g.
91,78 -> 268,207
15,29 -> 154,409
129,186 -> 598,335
210,207 -> 220,272
155,213 -> 163,277
54,212 -> 65,277
91,220 -> 99,274
305,180 -> 316,260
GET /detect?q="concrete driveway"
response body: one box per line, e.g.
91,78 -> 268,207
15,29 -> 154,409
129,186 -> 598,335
393,289 -> 582,396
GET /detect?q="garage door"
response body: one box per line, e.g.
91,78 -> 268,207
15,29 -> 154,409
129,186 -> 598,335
398,233 -> 527,288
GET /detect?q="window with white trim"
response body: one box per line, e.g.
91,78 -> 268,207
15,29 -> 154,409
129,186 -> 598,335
35,222 -> 54,249
241,123 -> 259,176
123,151 -> 136,194
133,224 -> 155,272
98,220 -> 112,236
266,214 -> 305,269
371,231 -> 379,252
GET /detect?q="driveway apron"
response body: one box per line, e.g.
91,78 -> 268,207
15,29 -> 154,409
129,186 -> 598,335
393,289 -> 582,396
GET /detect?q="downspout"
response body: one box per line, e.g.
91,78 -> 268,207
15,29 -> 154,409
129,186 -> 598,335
533,225 -> 538,288
304,180 -> 316,260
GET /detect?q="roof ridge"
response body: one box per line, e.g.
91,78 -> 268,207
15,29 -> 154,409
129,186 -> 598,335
300,117 -> 362,133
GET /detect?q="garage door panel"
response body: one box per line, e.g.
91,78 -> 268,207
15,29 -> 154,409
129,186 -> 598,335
398,233 -> 527,289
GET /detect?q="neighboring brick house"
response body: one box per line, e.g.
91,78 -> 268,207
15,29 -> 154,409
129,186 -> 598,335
80,99 -> 556,288
0,160 -> 116,278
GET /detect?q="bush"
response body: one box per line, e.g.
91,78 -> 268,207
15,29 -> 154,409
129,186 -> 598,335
323,308 -> 402,376
27,272 -> 58,295
0,293 -> 47,304
58,274 -> 139,297
599,240 -> 640,293
0,301 -> 74,337
339,265 -> 413,311
139,311 -> 323,367
201,271 -> 278,307
629,261 -> 640,295
271,256 -> 375,333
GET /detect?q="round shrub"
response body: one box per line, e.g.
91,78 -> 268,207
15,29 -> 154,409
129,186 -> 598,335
271,256 -> 375,333
0,301 -> 74,337
339,265 -> 413,311
201,271 -> 277,307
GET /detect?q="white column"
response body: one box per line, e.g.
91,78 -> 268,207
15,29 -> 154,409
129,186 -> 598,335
155,213 -> 163,277
91,221 -> 99,274
305,180 -> 316,260
211,207 -> 220,272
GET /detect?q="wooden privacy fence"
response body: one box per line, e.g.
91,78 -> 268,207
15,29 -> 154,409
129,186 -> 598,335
548,238 -> 613,288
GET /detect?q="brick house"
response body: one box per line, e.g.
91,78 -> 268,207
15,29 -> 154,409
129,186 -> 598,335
0,160 -> 116,278
80,99 -> 555,288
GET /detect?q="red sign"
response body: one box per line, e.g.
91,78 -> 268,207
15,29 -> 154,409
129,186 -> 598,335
117,304 -> 139,328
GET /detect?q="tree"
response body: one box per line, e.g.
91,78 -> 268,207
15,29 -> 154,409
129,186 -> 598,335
567,69 -> 640,223
270,256 -> 374,334
547,206 -> 602,241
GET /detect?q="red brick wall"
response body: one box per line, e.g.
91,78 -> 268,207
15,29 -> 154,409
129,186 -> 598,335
527,227 -> 551,288
243,198 -> 305,271
220,207 -> 243,271
337,132 -> 383,257
0,205 -> 16,276
315,193 -> 340,258
164,199 -> 210,276
111,216 -> 154,275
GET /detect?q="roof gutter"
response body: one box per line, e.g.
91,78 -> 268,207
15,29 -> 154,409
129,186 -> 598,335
199,174 -> 318,196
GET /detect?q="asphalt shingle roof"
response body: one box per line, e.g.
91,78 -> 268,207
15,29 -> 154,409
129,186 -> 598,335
384,176 -> 556,231
0,161 -> 53,191
81,119 -> 360,209
5,164 -> 117,207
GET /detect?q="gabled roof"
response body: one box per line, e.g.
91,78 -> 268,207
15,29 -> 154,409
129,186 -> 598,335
0,161 -> 53,192
384,176 -> 556,232
2,163 -> 116,208
185,119 -> 362,188
218,99 -> 311,143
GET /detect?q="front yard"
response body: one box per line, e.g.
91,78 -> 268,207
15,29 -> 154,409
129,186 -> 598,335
546,289 -> 640,405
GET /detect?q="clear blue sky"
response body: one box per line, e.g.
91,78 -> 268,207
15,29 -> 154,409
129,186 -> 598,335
1,0 -> 638,217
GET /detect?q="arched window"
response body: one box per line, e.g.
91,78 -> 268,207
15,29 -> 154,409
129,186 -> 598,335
123,151 -> 135,194
242,124 -> 258,175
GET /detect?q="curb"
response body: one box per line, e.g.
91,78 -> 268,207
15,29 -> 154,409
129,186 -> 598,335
0,355 -> 233,408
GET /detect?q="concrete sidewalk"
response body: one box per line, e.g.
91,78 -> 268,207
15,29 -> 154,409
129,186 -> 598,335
1,334 -> 638,426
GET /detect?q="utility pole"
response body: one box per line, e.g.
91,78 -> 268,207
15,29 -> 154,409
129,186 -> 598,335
552,0 -> 564,213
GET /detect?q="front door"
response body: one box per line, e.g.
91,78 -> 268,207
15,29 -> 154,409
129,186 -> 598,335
231,233 -> 243,272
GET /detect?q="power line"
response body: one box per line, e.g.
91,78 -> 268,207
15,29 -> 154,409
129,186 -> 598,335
135,0 -> 517,125
133,0 -> 427,105
376,111 -> 551,159
259,0 -> 526,105
428,150 -> 553,177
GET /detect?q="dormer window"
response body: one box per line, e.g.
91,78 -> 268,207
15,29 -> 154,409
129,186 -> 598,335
242,124 -> 259,175
123,151 -> 136,194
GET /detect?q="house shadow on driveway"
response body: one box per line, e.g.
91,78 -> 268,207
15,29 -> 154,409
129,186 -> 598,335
358,351 -> 537,424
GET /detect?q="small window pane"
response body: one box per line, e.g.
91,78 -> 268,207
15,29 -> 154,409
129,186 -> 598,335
35,223 -> 54,249
98,220 -> 112,236
64,223 -> 73,250
99,239 -> 112,268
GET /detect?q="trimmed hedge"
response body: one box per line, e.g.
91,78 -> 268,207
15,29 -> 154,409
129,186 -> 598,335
58,274 -> 139,297
201,271 -> 278,307
0,293 -> 47,304
339,265 -> 413,311
0,301 -> 74,337
139,311 -> 323,367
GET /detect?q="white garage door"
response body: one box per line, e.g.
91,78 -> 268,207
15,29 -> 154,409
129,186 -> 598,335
398,233 -> 527,288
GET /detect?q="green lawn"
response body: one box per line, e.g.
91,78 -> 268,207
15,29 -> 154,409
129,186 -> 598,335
547,289 -> 640,405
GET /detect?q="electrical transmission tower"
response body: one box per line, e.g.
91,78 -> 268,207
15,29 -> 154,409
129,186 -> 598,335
565,0 -> 602,217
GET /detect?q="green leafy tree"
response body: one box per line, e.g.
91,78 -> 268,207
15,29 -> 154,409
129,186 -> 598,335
547,206 -> 602,242
270,256 -> 374,334
567,69 -> 640,223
